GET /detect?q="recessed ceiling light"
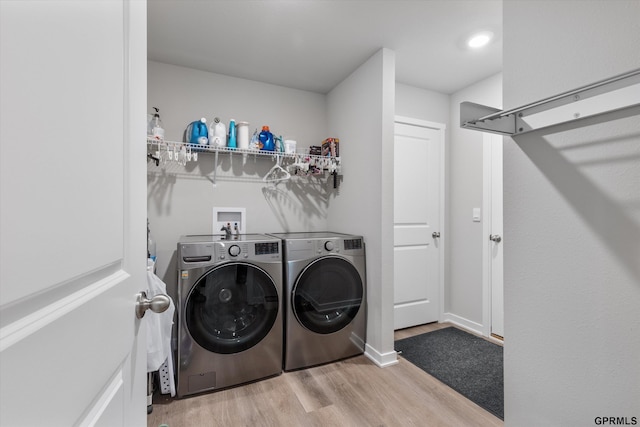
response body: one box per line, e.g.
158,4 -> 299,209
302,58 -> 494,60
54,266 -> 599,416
467,31 -> 494,49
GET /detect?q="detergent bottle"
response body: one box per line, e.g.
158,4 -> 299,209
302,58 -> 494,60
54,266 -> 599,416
258,125 -> 275,151
228,119 -> 237,149
187,118 -> 208,146
209,117 -> 226,147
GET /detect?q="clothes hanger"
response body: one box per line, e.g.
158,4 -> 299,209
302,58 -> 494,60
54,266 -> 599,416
262,155 -> 291,183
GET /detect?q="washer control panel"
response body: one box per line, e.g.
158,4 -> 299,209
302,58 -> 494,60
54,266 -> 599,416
218,241 -> 281,260
178,236 -> 281,269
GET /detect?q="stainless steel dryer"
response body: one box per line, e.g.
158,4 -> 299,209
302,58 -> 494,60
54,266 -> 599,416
269,232 -> 366,371
176,234 -> 282,397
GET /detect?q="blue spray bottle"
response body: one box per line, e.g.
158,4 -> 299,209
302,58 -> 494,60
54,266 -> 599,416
228,119 -> 237,149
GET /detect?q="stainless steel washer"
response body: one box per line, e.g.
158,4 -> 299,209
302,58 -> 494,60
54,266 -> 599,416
268,232 -> 366,371
176,234 -> 282,397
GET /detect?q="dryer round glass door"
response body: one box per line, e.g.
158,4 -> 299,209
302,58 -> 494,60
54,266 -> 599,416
185,263 -> 279,354
292,256 -> 363,334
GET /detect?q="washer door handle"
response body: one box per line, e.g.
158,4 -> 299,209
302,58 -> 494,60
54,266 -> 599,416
136,291 -> 170,319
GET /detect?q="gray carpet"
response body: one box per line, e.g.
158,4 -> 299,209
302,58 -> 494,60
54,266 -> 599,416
394,327 -> 504,420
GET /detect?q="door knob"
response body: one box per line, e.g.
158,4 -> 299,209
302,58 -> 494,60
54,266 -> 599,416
490,234 -> 502,243
432,231 -> 440,238
136,291 -> 170,319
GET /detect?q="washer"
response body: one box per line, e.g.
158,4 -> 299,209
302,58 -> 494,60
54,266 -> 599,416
269,232 -> 366,371
176,234 -> 282,397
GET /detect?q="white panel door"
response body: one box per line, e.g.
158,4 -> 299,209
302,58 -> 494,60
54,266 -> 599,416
0,1 -> 147,426
393,119 -> 443,330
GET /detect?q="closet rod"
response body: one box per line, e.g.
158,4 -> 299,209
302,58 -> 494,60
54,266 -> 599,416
460,68 -> 640,136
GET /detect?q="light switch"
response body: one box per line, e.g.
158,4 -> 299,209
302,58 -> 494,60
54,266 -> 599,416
473,208 -> 481,222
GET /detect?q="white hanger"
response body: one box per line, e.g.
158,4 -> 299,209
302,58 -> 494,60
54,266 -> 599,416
262,155 -> 291,183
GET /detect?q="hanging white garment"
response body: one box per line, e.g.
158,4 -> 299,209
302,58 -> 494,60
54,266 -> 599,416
145,259 -> 176,396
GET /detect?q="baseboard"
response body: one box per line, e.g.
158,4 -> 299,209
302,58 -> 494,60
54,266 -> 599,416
441,313 -> 484,336
364,343 -> 399,368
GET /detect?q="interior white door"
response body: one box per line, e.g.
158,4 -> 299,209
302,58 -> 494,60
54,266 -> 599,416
0,1 -> 147,425
393,118 -> 444,330
489,134 -> 504,338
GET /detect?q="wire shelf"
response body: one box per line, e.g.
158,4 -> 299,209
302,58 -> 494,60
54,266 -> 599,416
146,138 -> 341,187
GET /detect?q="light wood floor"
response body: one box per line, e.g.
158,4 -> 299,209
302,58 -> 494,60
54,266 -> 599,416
148,322 -> 503,427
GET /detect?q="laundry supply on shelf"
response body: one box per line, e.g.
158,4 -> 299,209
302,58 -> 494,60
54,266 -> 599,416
236,121 -> 250,149
322,138 -> 339,157
148,107 -> 164,141
209,116 -> 226,147
228,119 -> 237,149
259,125 -> 275,151
186,118 -> 208,146
284,140 -> 297,154
309,145 -> 322,156
249,128 -> 260,150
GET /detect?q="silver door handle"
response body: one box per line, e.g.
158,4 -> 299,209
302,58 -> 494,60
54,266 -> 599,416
136,291 -> 170,319
432,231 -> 440,238
490,234 -> 502,243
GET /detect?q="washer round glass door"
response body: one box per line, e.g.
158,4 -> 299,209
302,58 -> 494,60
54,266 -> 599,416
185,263 -> 279,354
292,256 -> 363,334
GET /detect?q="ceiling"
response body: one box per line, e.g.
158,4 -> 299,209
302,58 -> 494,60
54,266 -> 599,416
147,0 -> 502,95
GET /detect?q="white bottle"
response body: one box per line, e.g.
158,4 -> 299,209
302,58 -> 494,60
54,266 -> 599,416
209,117 -> 226,147
150,107 -> 164,140
236,121 -> 249,149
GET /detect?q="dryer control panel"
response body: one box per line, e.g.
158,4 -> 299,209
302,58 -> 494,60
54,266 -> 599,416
343,238 -> 363,251
284,237 -> 364,260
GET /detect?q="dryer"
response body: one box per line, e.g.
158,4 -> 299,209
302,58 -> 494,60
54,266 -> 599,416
269,232 -> 366,371
176,234 -> 282,397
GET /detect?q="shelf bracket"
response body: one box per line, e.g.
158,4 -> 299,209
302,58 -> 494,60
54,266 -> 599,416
212,149 -> 219,185
460,68 -> 640,136
460,102 -> 517,135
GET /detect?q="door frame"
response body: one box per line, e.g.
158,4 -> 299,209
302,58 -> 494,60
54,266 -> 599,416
394,116 -> 446,324
482,132 -> 504,340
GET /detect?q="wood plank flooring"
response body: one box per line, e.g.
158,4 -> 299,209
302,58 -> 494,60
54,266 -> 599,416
148,322 -> 503,427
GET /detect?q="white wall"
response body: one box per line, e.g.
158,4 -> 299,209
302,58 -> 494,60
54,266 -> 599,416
395,83 -> 449,125
447,73 -> 502,330
503,1 -> 640,426
147,61 -> 329,293
327,49 -> 397,366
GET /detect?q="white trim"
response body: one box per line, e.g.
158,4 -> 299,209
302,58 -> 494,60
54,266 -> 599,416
0,269 -> 129,352
438,122 -> 446,323
439,317 -> 503,345
395,115 -> 447,131
364,343 -> 399,368
441,312 -> 484,336
482,133 -> 492,337
481,132 -> 505,339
